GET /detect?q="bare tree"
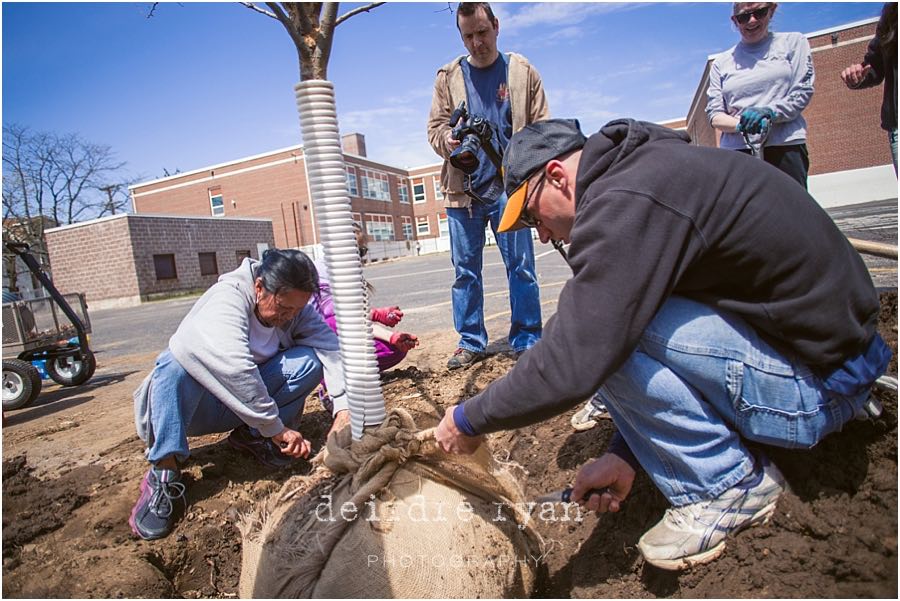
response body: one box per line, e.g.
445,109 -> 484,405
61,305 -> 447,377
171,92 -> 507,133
2,124 -> 128,285
240,2 -> 385,80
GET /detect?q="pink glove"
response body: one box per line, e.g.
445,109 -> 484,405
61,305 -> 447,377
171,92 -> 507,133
389,332 -> 419,352
371,306 -> 403,326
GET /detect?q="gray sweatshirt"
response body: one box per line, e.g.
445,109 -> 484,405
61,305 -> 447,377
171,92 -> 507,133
707,32 -> 814,150
134,258 -> 346,442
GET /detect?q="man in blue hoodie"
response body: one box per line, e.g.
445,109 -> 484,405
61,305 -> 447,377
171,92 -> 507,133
434,119 -> 890,570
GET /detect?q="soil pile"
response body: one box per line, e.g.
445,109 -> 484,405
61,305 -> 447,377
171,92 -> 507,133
2,291 -> 897,598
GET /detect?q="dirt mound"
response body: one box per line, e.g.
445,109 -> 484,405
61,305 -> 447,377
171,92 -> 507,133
2,291 -> 897,598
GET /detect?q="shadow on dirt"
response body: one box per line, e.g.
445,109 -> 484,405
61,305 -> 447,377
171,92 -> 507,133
3,371 -> 138,427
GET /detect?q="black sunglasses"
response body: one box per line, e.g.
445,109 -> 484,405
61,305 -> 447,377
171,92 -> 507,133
733,6 -> 770,25
520,172 -> 547,228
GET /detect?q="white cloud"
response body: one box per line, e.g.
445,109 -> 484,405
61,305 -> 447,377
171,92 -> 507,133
498,2 -> 648,34
547,87 -> 621,132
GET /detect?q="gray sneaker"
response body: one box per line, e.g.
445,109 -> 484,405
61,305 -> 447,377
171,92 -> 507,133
129,467 -> 187,540
447,348 -> 483,370
571,396 -> 611,431
637,457 -> 785,570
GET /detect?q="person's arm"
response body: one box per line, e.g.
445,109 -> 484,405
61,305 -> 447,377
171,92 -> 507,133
289,304 -> 347,414
427,67 -> 457,160
706,58 -> 738,133
527,62 -> 551,123
169,287 -> 285,437
843,34 -> 886,90
768,33 -> 815,123
459,188 -> 705,436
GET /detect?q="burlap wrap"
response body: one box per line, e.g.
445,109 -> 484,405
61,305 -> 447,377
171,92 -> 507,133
238,409 -> 543,598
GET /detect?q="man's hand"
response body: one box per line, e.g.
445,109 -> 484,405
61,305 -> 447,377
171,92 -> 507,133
272,427 -> 312,459
371,306 -> 403,326
841,63 -> 872,88
389,332 -> 419,352
435,406 -> 484,454
572,453 -> 636,513
445,130 -> 461,151
328,409 -> 351,438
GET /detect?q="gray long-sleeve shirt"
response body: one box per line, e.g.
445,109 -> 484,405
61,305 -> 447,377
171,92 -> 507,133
134,258 -> 347,442
707,32 -> 815,150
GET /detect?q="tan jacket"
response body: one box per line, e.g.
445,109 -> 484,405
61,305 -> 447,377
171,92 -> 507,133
427,52 -> 550,208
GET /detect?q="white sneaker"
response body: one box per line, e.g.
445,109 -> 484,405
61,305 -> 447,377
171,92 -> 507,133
855,395 -> 882,421
637,457 -> 785,570
570,396 -> 610,432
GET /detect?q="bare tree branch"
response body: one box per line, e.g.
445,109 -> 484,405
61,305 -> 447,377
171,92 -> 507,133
147,2 -> 158,18
239,2 -> 277,19
335,2 -> 385,27
245,2 -> 386,80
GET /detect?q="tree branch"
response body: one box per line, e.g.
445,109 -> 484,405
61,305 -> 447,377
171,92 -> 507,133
335,2 -> 385,27
239,2 -> 278,20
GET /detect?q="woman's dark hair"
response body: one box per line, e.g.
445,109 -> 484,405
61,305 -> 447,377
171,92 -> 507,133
257,248 -> 319,296
877,2 -> 896,55
457,2 -> 496,29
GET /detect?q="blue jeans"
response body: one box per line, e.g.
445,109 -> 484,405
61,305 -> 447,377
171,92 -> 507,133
596,296 -> 870,506
446,195 -> 542,352
145,347 -> 323,463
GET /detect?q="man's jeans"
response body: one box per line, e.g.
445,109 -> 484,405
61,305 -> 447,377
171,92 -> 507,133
145,346 -> 323,464
596,296 -> 870,507
446,194 -> 542,353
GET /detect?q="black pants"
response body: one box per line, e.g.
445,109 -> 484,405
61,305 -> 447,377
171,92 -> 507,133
737,144 -> 809,189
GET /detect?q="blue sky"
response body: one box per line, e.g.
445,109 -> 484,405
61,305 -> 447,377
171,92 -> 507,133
2,1 -> 885,184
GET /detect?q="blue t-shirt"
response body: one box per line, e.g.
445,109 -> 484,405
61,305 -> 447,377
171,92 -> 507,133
460,54 -> 512,201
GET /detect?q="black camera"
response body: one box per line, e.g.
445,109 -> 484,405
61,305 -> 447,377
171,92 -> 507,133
448,101 -> 504,175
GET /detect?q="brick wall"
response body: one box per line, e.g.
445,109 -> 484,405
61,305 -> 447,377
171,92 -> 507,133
804,23 -> 891,174
45,214 -> 274,307
45,215 -> 141,305
126,215 -> 274,300
407,164 -> 445,241
133,148 -> 311,249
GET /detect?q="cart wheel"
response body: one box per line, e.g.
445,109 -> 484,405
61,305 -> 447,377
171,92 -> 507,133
2,359 -> 42,410
47,349 -> 96,387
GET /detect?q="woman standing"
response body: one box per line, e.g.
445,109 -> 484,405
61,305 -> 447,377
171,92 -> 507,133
707,3 -> 815,188
841,2 -> 897,173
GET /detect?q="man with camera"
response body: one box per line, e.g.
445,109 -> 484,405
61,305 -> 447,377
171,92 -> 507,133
427,1 -> 549,370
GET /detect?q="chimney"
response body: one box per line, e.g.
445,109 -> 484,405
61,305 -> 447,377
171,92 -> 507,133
341,133 -> 367,157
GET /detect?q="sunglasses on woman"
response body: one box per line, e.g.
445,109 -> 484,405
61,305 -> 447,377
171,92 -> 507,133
733,6 -> 770,25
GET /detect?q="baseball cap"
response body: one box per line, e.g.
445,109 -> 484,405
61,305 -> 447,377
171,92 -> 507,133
498,119 -> 586,233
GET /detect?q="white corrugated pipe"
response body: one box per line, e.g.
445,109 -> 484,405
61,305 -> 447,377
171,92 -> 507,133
295,80 -> 385,440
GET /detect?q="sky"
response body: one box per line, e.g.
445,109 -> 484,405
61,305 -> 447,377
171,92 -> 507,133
2,1 -> 886,186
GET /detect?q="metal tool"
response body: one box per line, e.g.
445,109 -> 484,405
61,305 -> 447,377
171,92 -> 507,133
535,486 -> 606,504
741,120 -> 771,160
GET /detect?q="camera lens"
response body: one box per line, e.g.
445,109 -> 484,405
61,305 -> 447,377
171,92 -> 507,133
449,135 -> 482,173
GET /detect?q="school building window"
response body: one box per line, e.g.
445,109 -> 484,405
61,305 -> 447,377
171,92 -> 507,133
398,179 -> 410,204
438,212 -> 449,237
346,166 -> 359,197
412,179 -> 426,203
416,216 -> 430,236
153,254 -> 177,280
235,250 -> 251,265
402,217 -> 413,240
365,214 -> 395,241
209,193 -> 224,217
361,169 -> 391,201
198,252 -> 219,276
432,176 -> 444,201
